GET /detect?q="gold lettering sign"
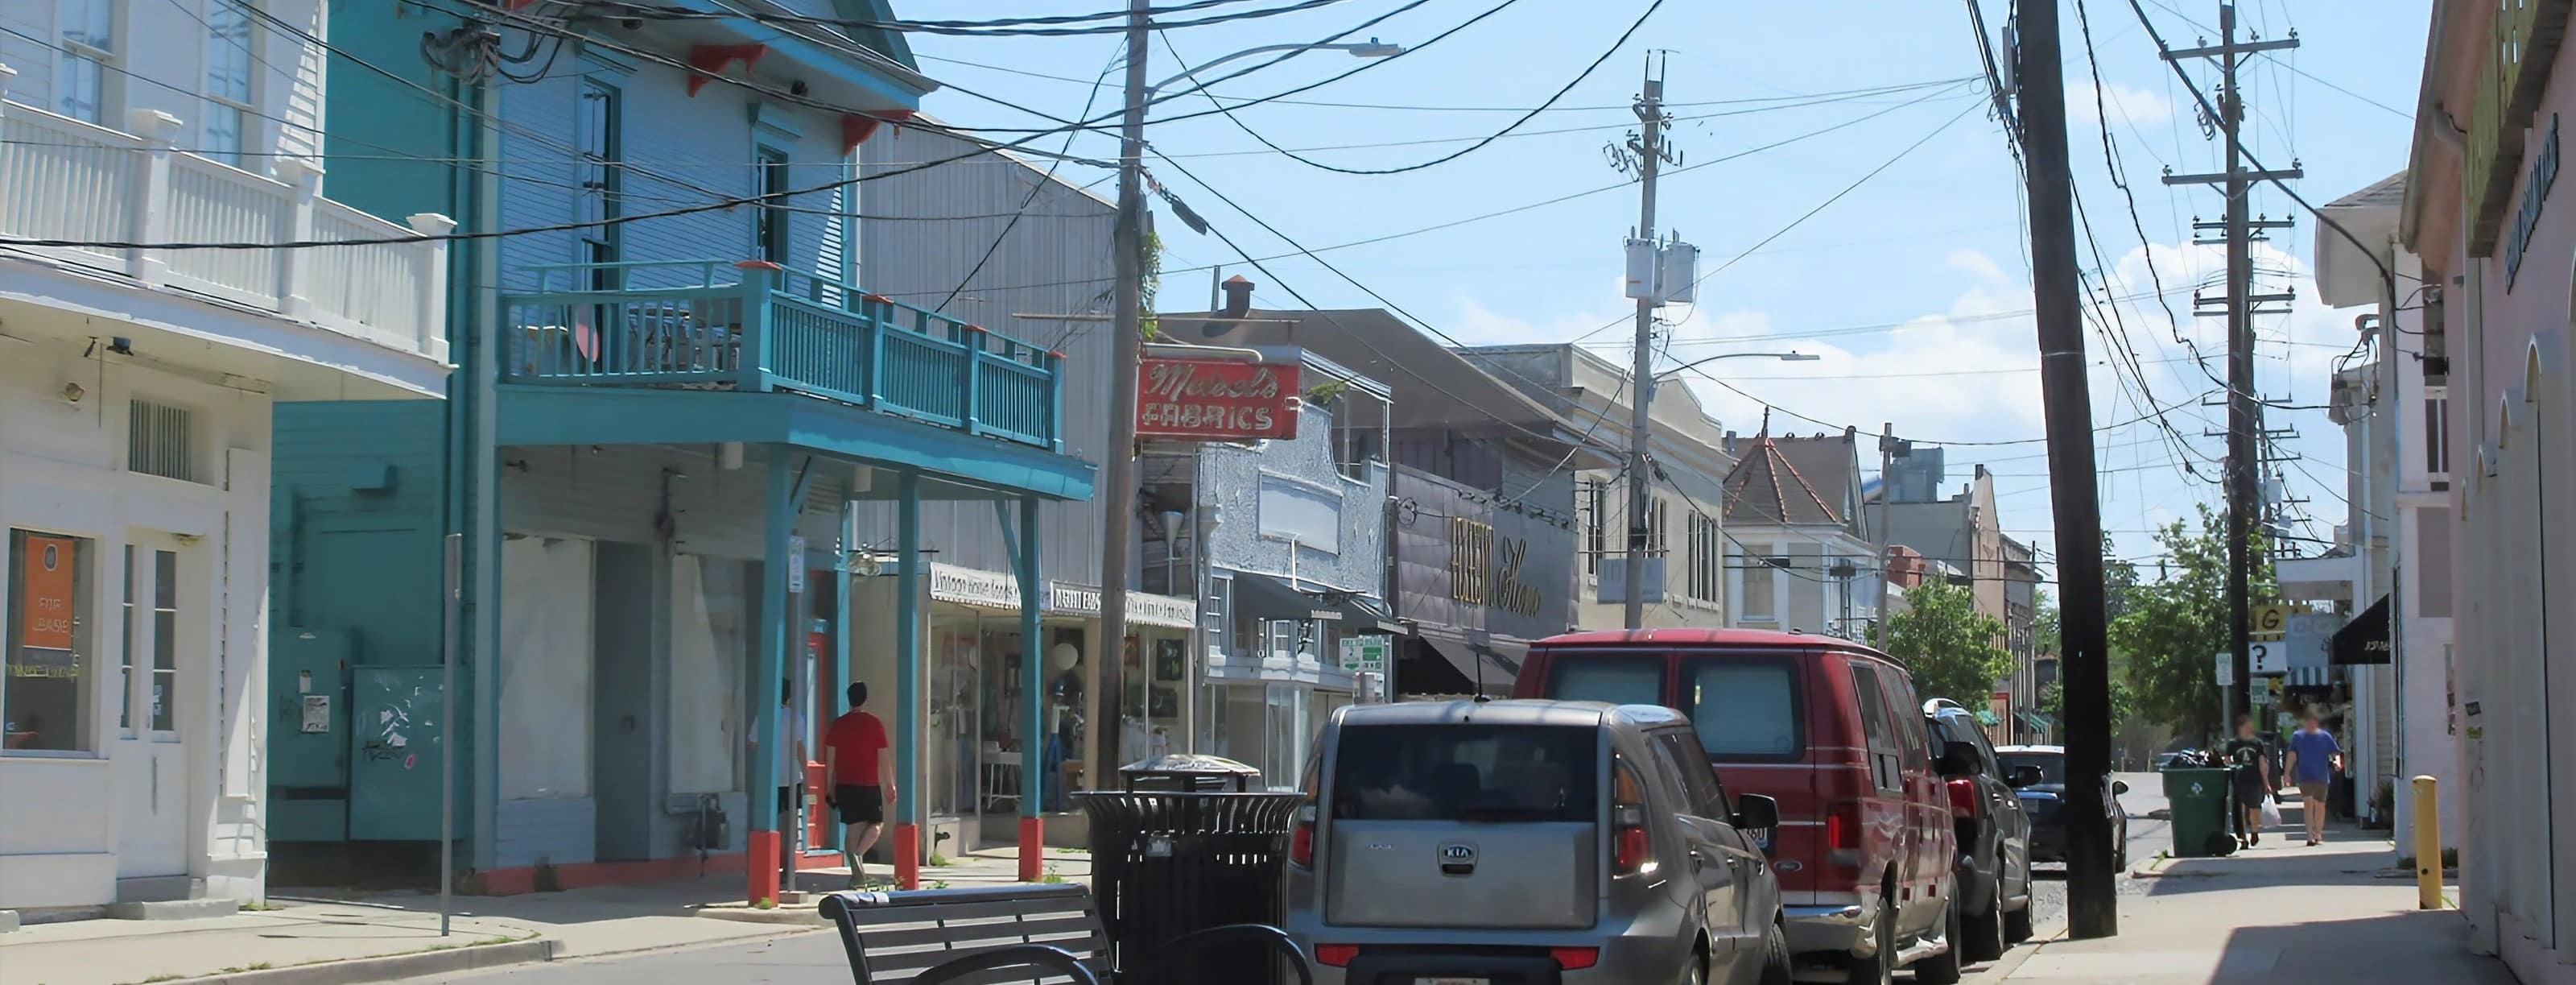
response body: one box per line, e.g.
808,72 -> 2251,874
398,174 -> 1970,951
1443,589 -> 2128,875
1449,519 -> 1543,619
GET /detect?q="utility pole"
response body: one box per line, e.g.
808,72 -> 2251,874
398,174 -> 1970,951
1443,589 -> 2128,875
1618,54 -> 1682,630
2012,0 -> 2117,938
2162,2 -> 2297,730
1873,424 -> 1903,644
1096,0 -> 1150,780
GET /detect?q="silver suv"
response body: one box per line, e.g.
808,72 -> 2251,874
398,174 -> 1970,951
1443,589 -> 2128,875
1282,700 -> 1791,985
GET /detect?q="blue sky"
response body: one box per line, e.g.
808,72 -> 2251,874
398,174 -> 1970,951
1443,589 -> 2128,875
893,0 -> 2429,579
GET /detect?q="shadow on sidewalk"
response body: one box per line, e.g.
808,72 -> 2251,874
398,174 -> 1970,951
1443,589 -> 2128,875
2206,909 -> 2515,983
2143,826 -> 2399,897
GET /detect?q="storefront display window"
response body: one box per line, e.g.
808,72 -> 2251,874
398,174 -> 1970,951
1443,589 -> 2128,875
5,529 -> 97,754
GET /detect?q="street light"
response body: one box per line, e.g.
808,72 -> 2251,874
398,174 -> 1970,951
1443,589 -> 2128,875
1653,350 -> 1820,380
1093,20 -> 1407,797
1146,39 -> 1406,99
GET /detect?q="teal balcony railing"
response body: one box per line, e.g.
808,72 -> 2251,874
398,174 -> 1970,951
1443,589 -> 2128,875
500,259 -> 1063,451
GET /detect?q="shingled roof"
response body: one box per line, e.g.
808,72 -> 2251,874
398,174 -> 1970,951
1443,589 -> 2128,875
1722,431 -> 1847,527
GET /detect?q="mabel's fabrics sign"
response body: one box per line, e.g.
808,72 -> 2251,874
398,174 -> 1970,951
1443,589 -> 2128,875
1136,358 -> 1300,441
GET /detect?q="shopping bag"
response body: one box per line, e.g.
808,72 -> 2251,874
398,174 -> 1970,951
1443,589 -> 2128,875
2260,797 -> 2283,828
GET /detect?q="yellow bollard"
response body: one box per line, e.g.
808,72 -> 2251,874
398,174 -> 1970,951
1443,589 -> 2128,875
2413,775 -> 2445,910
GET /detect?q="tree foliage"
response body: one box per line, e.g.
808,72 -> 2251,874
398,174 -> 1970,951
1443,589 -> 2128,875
1877,579 -> 2013,706
2108,504 -> 2270,743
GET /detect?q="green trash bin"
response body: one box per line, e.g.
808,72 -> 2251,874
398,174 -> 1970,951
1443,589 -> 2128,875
2162,768 -> 2239,858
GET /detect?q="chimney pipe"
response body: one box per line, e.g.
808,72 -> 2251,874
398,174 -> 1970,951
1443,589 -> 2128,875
1220,275 -> 1254,319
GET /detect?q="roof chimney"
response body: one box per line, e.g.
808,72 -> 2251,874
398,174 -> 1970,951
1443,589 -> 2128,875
1724,430 -> 1738,455
1220,275 -> 1254,320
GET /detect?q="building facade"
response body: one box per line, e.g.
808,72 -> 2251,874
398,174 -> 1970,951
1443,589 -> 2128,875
1,0 -> 452,912
2402,2 -> 2576,976
1458,344 -> 1735,629
274,0 -> 1097,902
1719,429 -> 1882,639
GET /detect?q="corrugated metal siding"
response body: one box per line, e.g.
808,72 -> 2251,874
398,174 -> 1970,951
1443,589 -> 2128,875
856,125 -> 1117,583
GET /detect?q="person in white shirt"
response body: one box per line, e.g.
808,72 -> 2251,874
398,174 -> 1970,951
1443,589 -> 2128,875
754,678 -> 807,871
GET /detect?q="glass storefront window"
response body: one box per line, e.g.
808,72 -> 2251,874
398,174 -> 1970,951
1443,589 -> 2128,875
5,530 -> 97,754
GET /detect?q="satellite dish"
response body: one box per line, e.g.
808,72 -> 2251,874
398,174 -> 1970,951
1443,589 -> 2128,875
851,552 -> 882,577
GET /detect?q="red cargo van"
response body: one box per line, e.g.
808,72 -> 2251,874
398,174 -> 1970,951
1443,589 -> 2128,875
1514,628 -> 1960,984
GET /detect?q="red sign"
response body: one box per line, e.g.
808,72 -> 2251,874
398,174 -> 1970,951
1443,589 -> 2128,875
1136,358 -> 1301,441
19,535 -> 78,652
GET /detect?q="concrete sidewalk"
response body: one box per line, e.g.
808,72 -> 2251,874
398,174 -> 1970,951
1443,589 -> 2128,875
0,849 -> 1089,985
1978,827 -> 2512,984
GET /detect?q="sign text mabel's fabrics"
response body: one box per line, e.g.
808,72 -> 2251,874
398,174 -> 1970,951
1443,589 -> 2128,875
1136,358 -> 1301,441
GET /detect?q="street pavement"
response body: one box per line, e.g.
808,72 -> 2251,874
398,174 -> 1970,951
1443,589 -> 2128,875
2022,772 -> 2167,937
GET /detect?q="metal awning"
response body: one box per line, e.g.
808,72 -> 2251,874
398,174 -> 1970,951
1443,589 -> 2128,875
1420,635 -> 1521,697
1224,569 -> 1393,629
2331,594 -> 2392,665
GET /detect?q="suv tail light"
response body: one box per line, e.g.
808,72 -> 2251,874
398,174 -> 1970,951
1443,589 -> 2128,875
1612,756 -> 1653,876
1315,944 -> 1358,967
1946,777 -> 1982,819
1290,804 -> 1317,867
1290,759 -> 1319,867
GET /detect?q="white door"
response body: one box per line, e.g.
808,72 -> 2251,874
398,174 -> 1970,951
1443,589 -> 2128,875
114,537 -> 192,878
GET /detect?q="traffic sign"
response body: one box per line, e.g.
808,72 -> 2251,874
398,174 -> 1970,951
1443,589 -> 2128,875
2215,650 -> 2235,687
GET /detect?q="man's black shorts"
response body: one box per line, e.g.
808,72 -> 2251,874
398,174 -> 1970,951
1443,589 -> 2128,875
2233,771 -> 2268,804
831,784 -> 886,826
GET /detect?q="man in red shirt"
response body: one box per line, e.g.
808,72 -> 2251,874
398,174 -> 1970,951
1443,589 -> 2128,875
824,681 -> 895,888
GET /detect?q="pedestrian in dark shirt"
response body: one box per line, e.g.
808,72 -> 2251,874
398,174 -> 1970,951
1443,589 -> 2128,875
2223,715 -> 2273,847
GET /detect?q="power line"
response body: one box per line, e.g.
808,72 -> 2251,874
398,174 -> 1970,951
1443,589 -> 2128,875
1160,0 -> 1665,174
583,0 -> 1354,37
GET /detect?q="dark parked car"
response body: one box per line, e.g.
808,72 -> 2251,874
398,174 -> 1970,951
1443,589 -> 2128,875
1925,701 -> 2037,959
1996,745 -> 2128,869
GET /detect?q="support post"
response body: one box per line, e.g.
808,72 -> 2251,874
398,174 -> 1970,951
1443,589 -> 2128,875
747,449 -> 794,904
1620,64 -> 1666,631
1018,495 -> 1047,882
893,472 -> 923,890
2414,775 -> 2445,909
2013,0 -> 2117,938
272,158 -> 322,322
835,499 -> 856,856
1874,423 -> 1897,641
123,109 -> 181,288
2219,2 -> 2258,733
1095,0 -> 1151,788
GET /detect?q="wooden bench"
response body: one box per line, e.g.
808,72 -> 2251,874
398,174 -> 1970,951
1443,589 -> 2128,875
818,883 -> 1311,985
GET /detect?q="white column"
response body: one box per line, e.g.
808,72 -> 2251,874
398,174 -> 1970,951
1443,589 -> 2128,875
271,158 -> 323,321
124,109 -> 184,288
408,213 -> 458,363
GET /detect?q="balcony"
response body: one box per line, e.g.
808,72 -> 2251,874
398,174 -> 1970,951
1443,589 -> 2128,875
0,89 -> 450,370
500,260 -> 1063,451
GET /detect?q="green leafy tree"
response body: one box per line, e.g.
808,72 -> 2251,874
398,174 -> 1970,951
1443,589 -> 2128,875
2110,503 -> 2271,743
2037,676 -> 2134,726
1877,579 -> 2013,706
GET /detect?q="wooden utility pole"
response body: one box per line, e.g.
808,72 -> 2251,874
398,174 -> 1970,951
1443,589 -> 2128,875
2161,1 -> 2297,728
2013,0 -> 2118,938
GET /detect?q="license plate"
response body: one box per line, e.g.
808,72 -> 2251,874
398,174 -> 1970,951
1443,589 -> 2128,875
1755,830 -> 1773,851
1418,979 -> 1488,985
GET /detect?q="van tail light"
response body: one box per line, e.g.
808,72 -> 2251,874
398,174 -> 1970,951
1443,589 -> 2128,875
1550,947 -> 1600,971
1946,778 -> 1982,819
1290,804 -> 1317,867
1612,757 -> 1653,875
1827,801 -> 1863,850
1315,944 -> 1358,967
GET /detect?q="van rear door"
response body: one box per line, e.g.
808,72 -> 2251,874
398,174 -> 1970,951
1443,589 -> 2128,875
1678,653 -> 1823,893
1323,722 -> 1601,929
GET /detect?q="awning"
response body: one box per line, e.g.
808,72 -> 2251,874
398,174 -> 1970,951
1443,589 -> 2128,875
1225,570 -> 1393,629
1421,635 -> 1520,697
2016,711 -> 2051,733
2332,594 -> 2392,665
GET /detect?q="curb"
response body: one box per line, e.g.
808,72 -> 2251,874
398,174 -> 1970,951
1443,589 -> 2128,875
1969,917 -> 2067,983
696,907 -> 829,928
159,938 -> 556,985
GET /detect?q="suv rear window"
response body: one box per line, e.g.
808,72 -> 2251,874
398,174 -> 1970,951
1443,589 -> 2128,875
1996,751 -> 2066,785
1684,656 -> 1802,760
1546,656 -> 1663,708
1330,725 -> 1598,822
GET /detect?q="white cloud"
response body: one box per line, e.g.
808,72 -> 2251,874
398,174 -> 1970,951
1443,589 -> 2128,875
2069,81 -> 2175,125
1950,248 -> 2009,283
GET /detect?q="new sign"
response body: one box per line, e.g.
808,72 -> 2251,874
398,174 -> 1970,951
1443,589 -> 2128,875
1136,358 -> 1301,441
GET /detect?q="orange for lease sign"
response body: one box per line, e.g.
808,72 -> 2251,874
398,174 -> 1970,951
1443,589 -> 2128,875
18,535 -> 78,652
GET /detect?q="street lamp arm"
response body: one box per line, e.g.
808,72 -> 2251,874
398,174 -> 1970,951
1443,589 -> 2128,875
1652,350 -> 1818,380
1146,41 -> 1402,98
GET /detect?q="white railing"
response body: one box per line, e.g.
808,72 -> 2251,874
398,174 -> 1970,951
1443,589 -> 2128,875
0,64 -> 451,366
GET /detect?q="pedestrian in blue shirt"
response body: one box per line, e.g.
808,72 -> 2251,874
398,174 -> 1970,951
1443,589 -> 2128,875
2285,713 -> 2343,846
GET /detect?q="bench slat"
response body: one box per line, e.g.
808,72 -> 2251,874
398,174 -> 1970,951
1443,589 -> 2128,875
860,916 -> 1106,954
842,896 -> 1093,927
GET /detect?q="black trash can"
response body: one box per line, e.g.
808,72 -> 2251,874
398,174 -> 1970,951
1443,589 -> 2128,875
1075,755 -> 1302,985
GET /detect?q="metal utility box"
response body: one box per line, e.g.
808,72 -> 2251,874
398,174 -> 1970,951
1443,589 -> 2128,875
348,664 -> 449,842
269,628 -> 353,842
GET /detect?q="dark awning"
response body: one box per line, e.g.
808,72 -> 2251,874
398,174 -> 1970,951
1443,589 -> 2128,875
1225,570 -> 1394,629
2332,594 -> 2392,665
1421,635 -> 1520,697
